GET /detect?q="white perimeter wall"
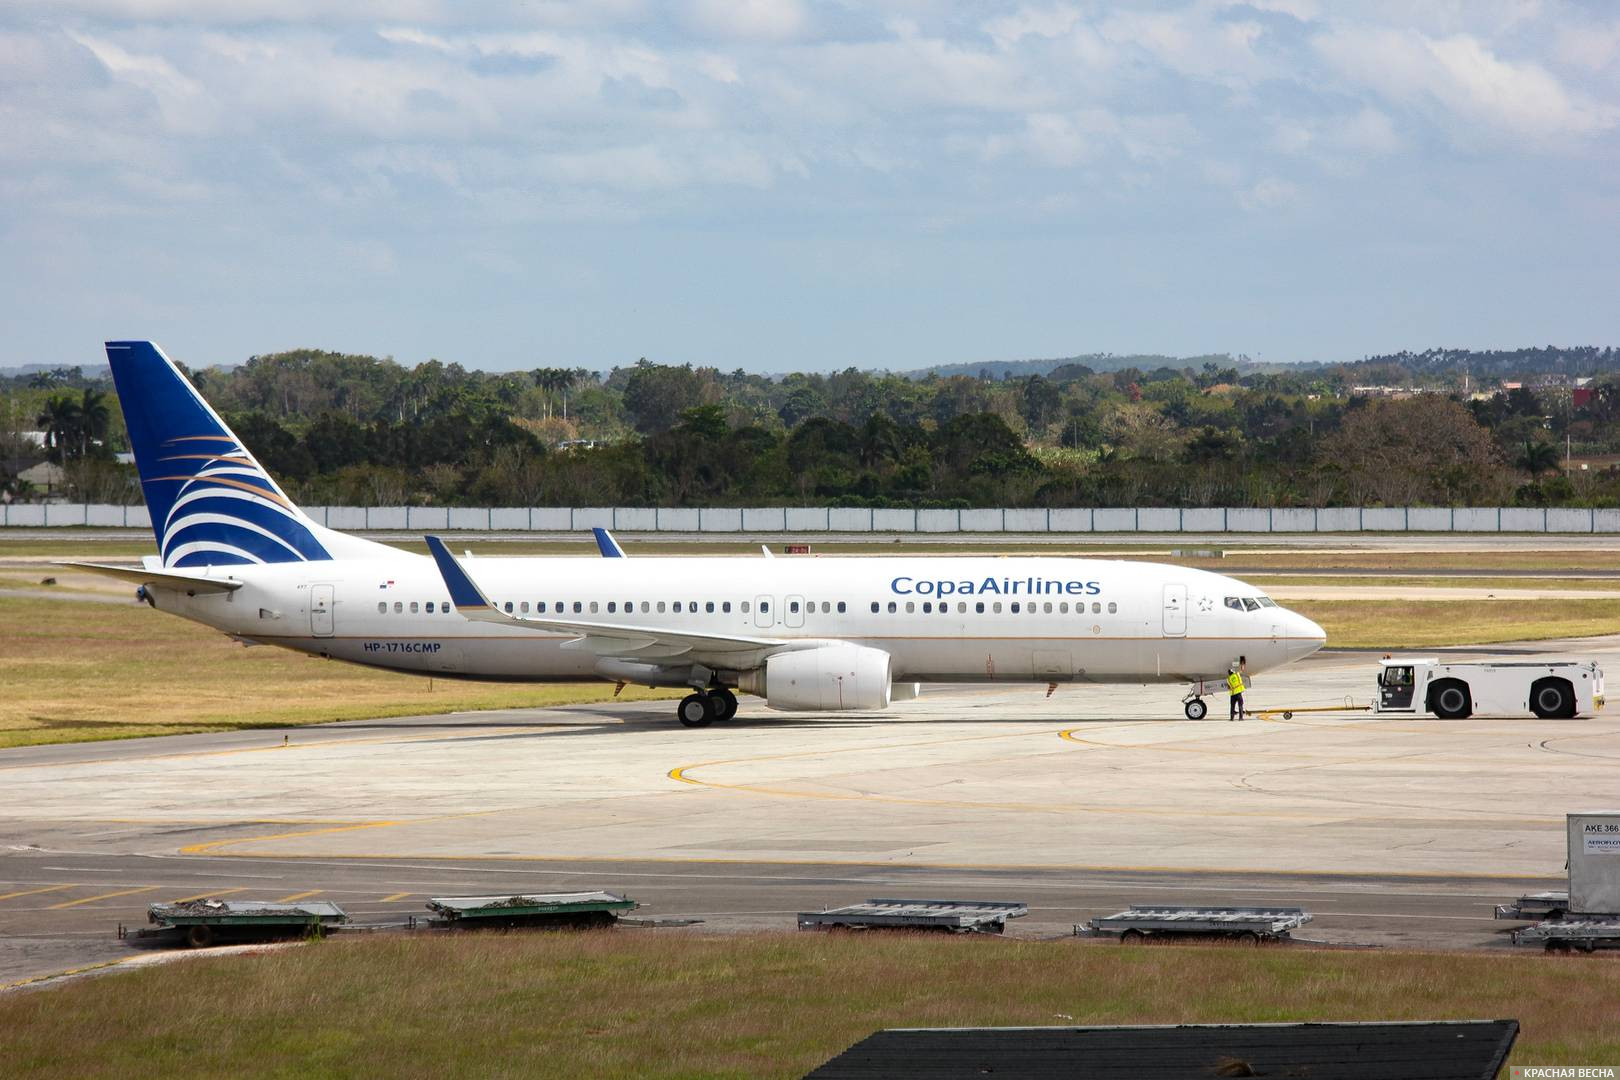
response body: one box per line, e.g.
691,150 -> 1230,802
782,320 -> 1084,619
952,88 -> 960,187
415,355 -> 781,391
9,504 -> 1620,533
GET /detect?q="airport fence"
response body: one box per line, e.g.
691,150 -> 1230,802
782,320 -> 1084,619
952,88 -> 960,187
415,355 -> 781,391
6,503 -> 1620,533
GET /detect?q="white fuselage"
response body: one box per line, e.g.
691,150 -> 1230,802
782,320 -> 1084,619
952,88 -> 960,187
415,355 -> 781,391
148,551 -> 1325,687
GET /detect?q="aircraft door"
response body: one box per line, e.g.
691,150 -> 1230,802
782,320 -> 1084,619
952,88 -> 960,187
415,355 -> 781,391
785,595 -> 805,629
1162,584 -> 1186,637
310,584 -> 335,637
754,595 -> 774,628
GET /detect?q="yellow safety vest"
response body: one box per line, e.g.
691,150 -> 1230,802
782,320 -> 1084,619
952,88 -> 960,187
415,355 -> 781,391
1226,672 -> 1245,695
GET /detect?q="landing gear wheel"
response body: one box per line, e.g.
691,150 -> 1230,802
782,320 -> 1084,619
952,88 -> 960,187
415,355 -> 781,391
1184,698 -> 1207,721
677,693 -> 715,728
710,688 -> 739,721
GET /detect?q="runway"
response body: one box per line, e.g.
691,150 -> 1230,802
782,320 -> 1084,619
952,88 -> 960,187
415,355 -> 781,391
4,641 -> 1618,986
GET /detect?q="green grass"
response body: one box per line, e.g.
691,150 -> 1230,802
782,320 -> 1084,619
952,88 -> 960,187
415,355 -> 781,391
1289,599 -> 1620,648
3,933 -> 1616,1078
0,594 -> 676,749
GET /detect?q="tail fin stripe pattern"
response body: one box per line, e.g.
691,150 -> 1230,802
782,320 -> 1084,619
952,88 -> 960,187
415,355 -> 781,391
162,516 -> 308,565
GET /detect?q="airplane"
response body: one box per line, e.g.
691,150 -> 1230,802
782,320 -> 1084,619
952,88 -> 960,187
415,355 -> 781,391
71,340 -> 1327,729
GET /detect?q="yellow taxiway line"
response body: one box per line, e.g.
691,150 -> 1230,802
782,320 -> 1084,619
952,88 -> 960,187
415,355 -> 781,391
0,883 -> 77,902
48,885 -> 161,910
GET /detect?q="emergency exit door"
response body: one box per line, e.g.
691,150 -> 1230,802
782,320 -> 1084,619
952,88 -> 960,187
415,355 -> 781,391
1162,584 -> 1186,637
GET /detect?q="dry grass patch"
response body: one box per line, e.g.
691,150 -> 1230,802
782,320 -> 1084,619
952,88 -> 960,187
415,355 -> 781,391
3,932 -> 1617,1078
0,595 -> 676,749
1289,599 -> 1620,648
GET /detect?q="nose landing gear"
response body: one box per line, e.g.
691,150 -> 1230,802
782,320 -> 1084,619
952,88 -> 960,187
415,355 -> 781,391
1182,680 -> 1213,720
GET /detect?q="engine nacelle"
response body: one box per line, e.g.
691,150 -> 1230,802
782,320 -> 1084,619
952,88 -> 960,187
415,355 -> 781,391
738,645 -> 893,712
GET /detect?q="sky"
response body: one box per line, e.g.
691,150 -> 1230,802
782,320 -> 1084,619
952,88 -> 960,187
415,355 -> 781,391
3,1 -> 1618,374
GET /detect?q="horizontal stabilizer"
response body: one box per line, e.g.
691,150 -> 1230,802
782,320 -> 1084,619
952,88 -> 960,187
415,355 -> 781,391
59,561 -> 243,594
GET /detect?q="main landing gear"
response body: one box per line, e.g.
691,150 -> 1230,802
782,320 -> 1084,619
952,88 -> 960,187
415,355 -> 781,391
677,687 -> 739,728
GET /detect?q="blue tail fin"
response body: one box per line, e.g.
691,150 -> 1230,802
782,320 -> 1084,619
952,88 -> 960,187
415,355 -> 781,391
106,341 -> 332,568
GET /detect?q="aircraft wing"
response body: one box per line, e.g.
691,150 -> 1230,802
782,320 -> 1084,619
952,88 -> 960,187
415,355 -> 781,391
58,561 -> 243,594
424,535 -> 784,663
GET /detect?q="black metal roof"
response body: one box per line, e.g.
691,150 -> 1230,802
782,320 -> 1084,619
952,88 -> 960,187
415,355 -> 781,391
802,1020 -> 1519,1080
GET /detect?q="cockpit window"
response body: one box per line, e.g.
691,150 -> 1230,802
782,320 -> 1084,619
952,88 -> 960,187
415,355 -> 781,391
1257,597 -> 1277,608
1241,598 -> 1261,612
1224,597 -> 1243,611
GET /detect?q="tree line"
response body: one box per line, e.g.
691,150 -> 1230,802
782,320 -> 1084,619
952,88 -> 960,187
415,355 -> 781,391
3,347 -> 1620,508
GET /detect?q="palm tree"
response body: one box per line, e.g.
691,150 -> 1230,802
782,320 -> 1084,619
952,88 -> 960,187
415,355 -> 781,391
35,395 -> 81,464
77,388 -> 110,460
1516,440 -> 1560,479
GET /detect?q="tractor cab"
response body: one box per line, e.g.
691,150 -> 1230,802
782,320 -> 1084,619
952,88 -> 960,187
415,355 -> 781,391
1376,658 -> 1425,712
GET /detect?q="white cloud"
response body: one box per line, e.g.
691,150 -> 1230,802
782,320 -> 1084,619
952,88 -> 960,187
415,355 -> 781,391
1239,175 -> 1299,209
982,5 -> 1083,49
685,0 -> 809,42
1313,25 -> 1613,143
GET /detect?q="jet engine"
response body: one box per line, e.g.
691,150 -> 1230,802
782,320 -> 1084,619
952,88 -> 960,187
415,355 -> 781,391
738,645 -> 893,711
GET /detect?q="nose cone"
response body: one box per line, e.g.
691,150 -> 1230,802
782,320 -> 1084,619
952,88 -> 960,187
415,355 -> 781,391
1285,609 -> 1327,660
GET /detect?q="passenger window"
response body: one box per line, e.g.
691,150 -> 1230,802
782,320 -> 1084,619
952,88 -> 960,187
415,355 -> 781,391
410,601 -> 419,613
1107,601 -> 1117,614
922,602 -> 932,614
887,601 -> 897,613
761,601 -> 770,613
589,601 -> 599,613
957,602 -> 966,613
573,601 -> 582,613
791,601 -> 800,613
518,601 -> 527,613
903,601 -> 913,613
742,601 -> 750,613
723,601 -> 732,613
377,602 -> 386,614
993,602 -> 1003,613
641,601 -> 650,613
1011,602 -> 1020,614
657,601 -> 666,613
1059,602 -> 1068,614
607,602 -> 616,613
1092,601 -> 1101,614
706,601 -> 715,613
443,604 -> 451,615
837,601 -> 846,613
1043,602 -> 1052,613
393,601 -> 402,613
871,602 -> 880,613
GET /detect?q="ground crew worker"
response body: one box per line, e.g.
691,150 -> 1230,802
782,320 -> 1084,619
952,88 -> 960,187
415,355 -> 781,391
1227,666 -> 1246,721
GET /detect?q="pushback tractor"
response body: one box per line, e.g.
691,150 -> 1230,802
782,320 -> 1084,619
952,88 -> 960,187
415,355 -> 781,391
1374,658 -> 1604,720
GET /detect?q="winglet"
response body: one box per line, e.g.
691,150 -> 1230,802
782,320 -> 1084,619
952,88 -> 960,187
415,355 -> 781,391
425,535 -> 493,612
592,527 -> 626,558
